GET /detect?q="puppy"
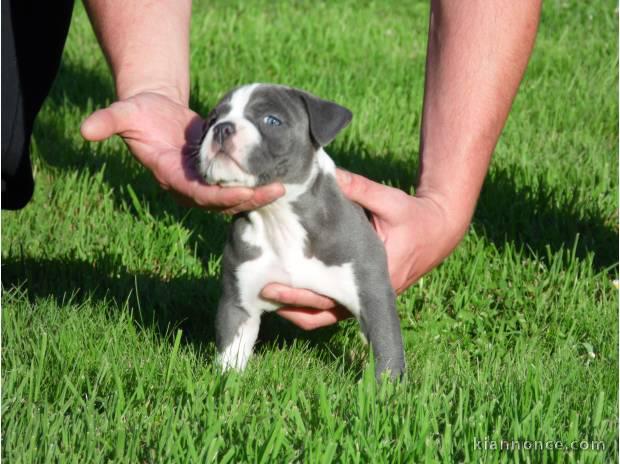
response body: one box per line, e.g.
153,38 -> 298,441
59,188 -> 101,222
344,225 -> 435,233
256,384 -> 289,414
197,84 -> 405,379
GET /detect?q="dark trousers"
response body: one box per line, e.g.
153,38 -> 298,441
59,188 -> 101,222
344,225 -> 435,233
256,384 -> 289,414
1,0 -> 74,209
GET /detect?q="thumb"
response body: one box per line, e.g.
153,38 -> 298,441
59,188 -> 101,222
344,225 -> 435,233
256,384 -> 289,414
80,101 -> 134,142
335,168 -> 401,214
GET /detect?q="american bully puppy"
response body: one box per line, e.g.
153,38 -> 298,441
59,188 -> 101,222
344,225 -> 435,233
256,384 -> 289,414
196,84 -> 405,379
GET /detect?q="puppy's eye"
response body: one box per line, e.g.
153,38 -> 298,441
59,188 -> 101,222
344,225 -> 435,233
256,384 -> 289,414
263,115 -> 282,126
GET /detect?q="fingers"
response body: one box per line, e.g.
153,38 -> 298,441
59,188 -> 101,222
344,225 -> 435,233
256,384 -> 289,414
261,283 -> 337,310
80,101 -> 134,141
191,183 -> 254,209
277,307 -> 352,331
262,284 -> 351,330
221,183 -> 285,214
335,168 -> 409,216
181,181 -> 284,212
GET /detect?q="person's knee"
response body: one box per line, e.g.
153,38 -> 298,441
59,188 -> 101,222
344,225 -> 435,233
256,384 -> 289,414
2,148 -> 34,210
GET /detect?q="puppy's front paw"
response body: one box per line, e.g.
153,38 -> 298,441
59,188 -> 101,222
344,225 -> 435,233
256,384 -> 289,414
218,344 -> 252,372
215,312 -> 260,373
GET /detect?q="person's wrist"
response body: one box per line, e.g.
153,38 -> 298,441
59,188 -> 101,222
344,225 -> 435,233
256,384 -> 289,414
408,189 -> 471,280
115,77 -> 189,106
415,179 -> 474,237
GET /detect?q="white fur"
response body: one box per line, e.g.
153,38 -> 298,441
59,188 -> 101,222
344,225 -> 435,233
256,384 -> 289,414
316,148 -> 336,175
219,316 -> 260,370
199,84 -> 261,186
226,84 -> 260,121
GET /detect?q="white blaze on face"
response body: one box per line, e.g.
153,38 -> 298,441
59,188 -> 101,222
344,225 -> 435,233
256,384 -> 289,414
198,84 -> 262,187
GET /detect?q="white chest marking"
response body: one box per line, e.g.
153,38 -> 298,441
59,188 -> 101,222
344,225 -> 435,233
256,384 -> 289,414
235,151 -> 360,318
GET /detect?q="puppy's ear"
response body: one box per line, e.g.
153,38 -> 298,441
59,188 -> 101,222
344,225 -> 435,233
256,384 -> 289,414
298,91 -> 352,147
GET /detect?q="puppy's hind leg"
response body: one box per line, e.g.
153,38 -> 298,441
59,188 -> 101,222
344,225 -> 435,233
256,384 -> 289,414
357,286 -> 405,380
216,298 -> 260,372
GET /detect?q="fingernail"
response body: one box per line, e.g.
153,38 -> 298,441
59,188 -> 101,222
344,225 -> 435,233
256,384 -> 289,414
238,189 -> 254,200
258,183 -> 285,201
269,183 -> 286,196
336,170 -> 352,186
261,288 -> 280,300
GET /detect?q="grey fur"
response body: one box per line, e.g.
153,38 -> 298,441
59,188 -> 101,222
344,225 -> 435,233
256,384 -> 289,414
293,171 -> 405,378
244,86 -> 318,186
216,215 -> 261,351
298,91 -> 352,147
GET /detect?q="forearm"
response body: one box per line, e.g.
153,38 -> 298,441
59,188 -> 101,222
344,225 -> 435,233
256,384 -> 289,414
417,0 -> 541,241
83,0 -> 192,104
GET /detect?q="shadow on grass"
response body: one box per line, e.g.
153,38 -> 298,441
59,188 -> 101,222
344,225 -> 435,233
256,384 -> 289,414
13,58 -> 618,361
35,108 -> 618,275
476,166 -> 618,272
2,256 -> 219,344
45,60 -> 618,272
48,59 -> 217,118
1,255 -> 343,359
47,59 -> 116,111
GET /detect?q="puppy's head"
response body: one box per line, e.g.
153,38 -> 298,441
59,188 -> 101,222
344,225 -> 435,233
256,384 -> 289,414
197,84 -> 352,187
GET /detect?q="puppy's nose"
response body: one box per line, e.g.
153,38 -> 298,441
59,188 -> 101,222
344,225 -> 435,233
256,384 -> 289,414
212,122 -> 235,146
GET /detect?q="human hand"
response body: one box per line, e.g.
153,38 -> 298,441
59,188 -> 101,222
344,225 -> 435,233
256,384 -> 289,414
267,169 -> 462,330
80,90 -> 284,213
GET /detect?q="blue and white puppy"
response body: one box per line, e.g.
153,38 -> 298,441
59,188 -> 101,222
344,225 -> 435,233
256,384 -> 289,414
197,84 -> 405,379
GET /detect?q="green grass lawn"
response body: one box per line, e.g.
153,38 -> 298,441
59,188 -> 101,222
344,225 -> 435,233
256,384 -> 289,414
2,0 -> 618,462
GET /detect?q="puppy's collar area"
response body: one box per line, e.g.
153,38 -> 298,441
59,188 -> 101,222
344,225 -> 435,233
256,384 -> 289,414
244,151 -> 333,247
259,148 -> 335,210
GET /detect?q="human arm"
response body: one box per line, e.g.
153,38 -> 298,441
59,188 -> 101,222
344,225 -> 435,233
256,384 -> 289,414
80,0 -> 284,211
270,0 -> 542,329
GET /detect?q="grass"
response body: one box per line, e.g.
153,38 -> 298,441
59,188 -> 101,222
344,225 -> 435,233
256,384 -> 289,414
2,0 -> 618,462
